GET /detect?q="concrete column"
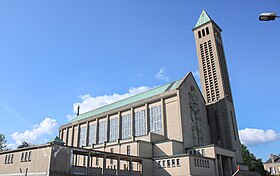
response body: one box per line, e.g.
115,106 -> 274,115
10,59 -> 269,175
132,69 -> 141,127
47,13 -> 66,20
116,156 -> 120,175
95,119 -> 99,145
129,158 -> 133,176
71,126 -> 74,147
219,155 -> 224,176
131,108 -> 135,140
161,98 -> 166,137
145,103 -> 149,134
118,112 -> 121,141
77,124 -> 81,147
85,121 -> 89,146
228,157 -> 233,175
106,115 -> 110,143
86,153 -> 90,174
65,128 -> 69,146
102,155 -> 107,175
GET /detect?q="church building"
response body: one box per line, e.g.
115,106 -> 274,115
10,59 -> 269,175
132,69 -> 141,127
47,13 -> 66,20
0,10 -> 255,176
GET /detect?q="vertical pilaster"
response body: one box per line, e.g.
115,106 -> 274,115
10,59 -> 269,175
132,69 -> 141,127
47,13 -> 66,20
131,108 -> 135,140
118,112 -> 121,141
95,119 -> 99,145
161,98 -> 166,137
77,124 -> 81,147
106,115 -> 110,143
85,121 -> 89,146
65,128 -> 69,146
71,126 -> 74,147
145,103 -> 149,135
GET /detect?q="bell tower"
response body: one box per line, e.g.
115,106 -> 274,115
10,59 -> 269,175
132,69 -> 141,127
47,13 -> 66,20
193,10 -> 243,163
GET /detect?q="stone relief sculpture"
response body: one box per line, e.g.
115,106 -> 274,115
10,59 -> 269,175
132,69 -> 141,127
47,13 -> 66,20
188,86 -> 203,146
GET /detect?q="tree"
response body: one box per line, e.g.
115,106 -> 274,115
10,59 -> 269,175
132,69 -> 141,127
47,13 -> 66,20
241,144 -> 269,176
17,141 -> 33,149
0,133 -> 7,151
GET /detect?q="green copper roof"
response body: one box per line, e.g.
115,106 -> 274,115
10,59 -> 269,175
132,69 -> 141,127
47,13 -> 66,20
194,10 -> 212,28
50,136 -> 65,144
71,80 -> 182,122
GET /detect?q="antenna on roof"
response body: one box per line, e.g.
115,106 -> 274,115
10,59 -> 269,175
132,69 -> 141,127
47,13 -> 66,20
77,105 -> 80,116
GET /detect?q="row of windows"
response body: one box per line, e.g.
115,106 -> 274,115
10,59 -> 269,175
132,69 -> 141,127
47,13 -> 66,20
158,159 -> 180,168
194,158 -> 210,168
198,27 -> 210,39
4,154 -> 14,164
4,152 -> 32,164
74,106 -> 162,146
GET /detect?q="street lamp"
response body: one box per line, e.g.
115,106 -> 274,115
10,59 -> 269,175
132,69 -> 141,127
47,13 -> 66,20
259,12 -> 280,21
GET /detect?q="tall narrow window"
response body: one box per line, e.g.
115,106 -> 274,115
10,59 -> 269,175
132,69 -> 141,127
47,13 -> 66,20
98,121 -> 107,144
134,110 -> 146,136
149,106 -> 162,135
109,118 -> 118,142
87,123 -> 96,146
198,31 -> 202,38
206,27 -> 209,35
121,114 -> 131,139
202,29 -> 205,36
79,126 -> 86,147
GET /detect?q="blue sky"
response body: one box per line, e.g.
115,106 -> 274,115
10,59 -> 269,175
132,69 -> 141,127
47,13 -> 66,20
0,1 -> 279,161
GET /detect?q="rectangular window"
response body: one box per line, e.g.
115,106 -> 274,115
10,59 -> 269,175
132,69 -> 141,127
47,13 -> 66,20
28,151 -> 31,161
98,121 -> 107,144
109,118 -> 118,142
24,152 -> 28,162
149,106 -> 162,135
172,159 -> 175,167
206,27 -> 209,35
79,126 -> 87,147
162,160 -> 166,167
202,29 -> 205,36
167,160 -> 170,167
134,110 -> 146,136
4,155 -> 7,164
121,114 -> 131,139
158,161 -> 161,168
21,153 -> 24,162
87,123 -> 96,146
198,31 -> 202,38
127,145 -> 130,155
176,159 -> 180,167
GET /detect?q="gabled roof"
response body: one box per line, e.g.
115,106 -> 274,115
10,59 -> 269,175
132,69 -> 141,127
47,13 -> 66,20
264,155 -> 280,164
70,79 -> 182,123
194,10 -> 212,28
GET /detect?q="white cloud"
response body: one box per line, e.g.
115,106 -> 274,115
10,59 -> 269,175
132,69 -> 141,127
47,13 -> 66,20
155,67 -> 170,82
239,128 -> 280,147
67,86 -> 152,120
11,118 -> 57,145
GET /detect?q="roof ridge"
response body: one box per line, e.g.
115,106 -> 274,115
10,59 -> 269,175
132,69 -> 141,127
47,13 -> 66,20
70,79 -> 182,122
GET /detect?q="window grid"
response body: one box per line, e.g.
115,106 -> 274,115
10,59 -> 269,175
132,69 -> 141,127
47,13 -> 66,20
109,118 -> 118,142
79,126 -> 86,147
98,121 -> 107,144
134,110 -> 146,136
149,106 -> 162,135
121,114 -> 131,139
87,123 -> 96,146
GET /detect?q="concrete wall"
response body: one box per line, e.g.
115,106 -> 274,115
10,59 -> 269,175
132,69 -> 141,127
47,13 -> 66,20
0,145 -> 51,175
178,73 -> 212,149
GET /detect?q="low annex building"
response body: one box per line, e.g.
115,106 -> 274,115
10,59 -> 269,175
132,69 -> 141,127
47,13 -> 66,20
263,154 -> 280,175
0,10 -> 256,176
